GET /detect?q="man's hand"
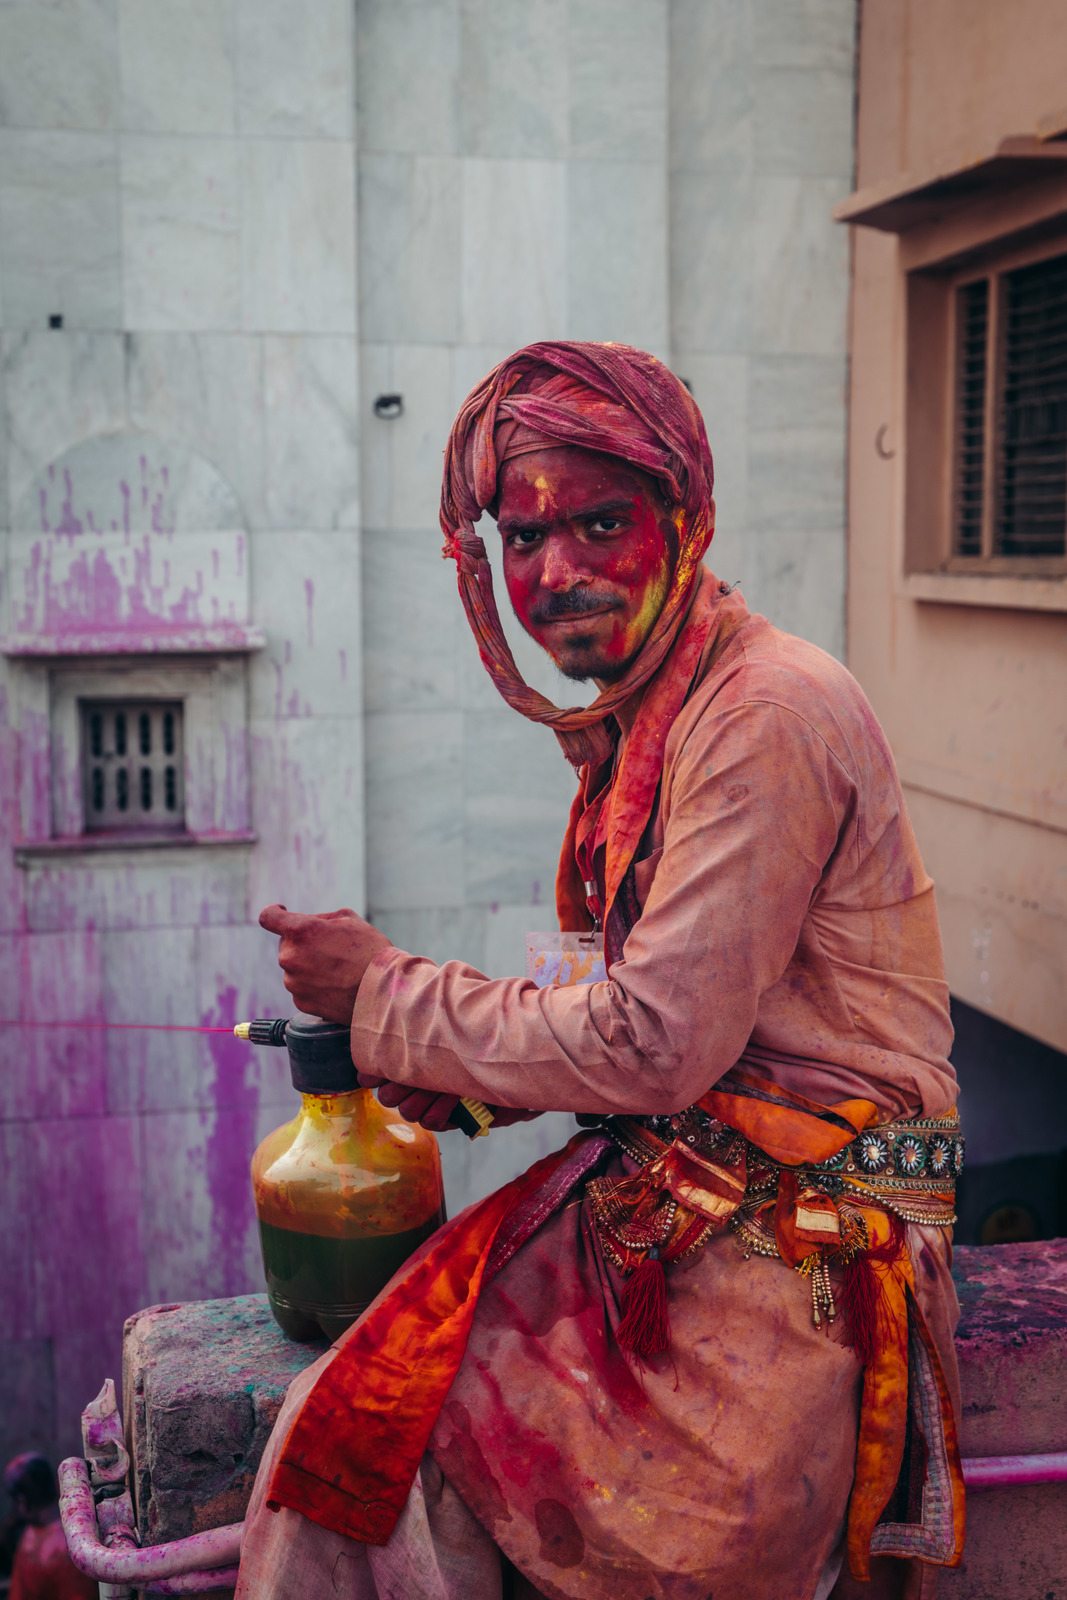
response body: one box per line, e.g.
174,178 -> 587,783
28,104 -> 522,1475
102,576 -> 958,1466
357,1071 -> 541,1133
258,905 -> 392,1025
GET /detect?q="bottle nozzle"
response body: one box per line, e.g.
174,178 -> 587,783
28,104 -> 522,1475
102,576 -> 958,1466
234,1018 -> 289,1046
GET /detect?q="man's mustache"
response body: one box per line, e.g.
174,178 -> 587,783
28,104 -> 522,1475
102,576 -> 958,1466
528,588 -> 624,625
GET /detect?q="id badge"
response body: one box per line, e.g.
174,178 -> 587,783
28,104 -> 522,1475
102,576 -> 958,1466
525,931 -> 606,989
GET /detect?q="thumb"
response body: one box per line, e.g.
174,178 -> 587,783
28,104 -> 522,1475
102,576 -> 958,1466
258,903 -> 295,934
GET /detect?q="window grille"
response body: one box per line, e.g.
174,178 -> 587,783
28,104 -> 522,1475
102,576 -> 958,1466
952,250 -> 1067,562
953,280 -> 988,558
82,701 -> 184,833
997,252 -> 1067,557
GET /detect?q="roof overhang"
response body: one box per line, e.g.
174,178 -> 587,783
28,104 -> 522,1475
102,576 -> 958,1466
834,135 -> 1067,234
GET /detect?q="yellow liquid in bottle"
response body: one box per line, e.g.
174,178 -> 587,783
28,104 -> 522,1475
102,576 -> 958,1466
251,1089 -> 446,1341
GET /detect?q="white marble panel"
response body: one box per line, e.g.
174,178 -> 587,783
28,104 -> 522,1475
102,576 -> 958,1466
748,524 -> 844,659
22,842 -> 251,932
247,713 -> 365,913
365,905 -> 485,969
752,0 -> 855,72
7,527 -> 250,642
118,0 -> 236,134
356,0 -> 460,156
359,342 -> 452,531
126,332 -> 266,527
249,529 -> 361,720
449,343 -> 514,414
669,0 -> 752,173
236,0 -> 351,138
748,424 -> 845,533
440,1112 -> 578,1213
263,336 -> 359,529
0,0 -> 118,131
242,140 -> 356,335
362,526 -> 459,715
121,136 -> 241,332
669,171 -> 752,355
363,709 -> 463,911
749,354 -> 847,433
483,900 -> 555,977
139,1105 -> 263,1307
568,0 -> 668,162
359,155 -> 461,344
750,176 -> 850,356
358,342 -> 392,532
458,0 -> 567,159
101,926 -> 201,1114
12,429 -> 244,534
752,67 -> 854,178
196,922 -> 296,1111
460,158 -> 566,346
567,160 -> 668,354
0,130 -> 121,330
463,707 -> 576,906
678,352 -> 749,580
1,928 -> 106,1121
0,332 -> 126,515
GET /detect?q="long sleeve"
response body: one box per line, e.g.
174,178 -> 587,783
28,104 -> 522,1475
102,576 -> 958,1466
350,700 -> 852,1115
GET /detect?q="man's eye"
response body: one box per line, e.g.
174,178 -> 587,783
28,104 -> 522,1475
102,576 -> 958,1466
512,528 -> 541,546
591,517 -> 621,533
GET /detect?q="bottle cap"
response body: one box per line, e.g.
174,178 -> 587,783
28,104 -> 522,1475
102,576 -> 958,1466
284,1017 -> 360,1095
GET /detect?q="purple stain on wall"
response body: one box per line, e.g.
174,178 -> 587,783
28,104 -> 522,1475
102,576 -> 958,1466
56,469 -> 84,539
200,987 -> 260,1301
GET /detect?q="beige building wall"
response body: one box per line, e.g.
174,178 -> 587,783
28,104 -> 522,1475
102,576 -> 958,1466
846,0 -> 1067,1053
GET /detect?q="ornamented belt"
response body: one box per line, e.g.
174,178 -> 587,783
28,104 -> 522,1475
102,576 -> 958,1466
589,1104 -> 961,1358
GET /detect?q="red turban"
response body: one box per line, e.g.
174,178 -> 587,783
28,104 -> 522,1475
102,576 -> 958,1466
440,341 -> 715,770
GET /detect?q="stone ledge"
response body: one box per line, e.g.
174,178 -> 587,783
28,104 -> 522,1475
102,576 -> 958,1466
120,1241 -> 1067,1590
952,1239 -> 1067,1456
122,1295 -> 326,1545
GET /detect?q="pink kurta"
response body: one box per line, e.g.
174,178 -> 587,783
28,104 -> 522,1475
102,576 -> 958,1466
351,577 -> 956,1126
241,577 -> 961,1600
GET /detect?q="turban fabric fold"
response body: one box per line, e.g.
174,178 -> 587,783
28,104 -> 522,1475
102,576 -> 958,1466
440,341 -> 715,771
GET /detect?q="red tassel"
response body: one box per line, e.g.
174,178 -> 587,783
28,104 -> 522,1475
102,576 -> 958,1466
616,1247 -> 671,1358
840,1213 -> 906,1367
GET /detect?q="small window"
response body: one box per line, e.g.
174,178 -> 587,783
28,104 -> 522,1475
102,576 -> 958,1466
952,249 -> 1067,564
81,701 -> 184,833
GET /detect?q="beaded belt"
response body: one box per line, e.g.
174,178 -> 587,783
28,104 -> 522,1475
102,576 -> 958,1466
591,1105 -> 961,1344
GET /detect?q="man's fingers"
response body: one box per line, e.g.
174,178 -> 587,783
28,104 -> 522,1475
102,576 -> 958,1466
356,1071 -> 388,1089
422,1095 -> 461,1133
395,1090 -> 443,1124
259,903 -> 295,933
318,908 -> 359,922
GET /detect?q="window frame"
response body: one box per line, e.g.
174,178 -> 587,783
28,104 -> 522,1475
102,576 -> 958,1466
902,218 -> 1067,610
947,235 -> 1067,576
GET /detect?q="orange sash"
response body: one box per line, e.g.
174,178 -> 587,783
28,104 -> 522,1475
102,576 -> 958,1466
267,1133 -> 600,1545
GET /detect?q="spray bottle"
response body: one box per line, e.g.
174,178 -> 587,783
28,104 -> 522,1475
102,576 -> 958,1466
236,1016 -> 491,1341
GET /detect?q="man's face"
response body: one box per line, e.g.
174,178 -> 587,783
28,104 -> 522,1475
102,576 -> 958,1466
496,446 -> 678,685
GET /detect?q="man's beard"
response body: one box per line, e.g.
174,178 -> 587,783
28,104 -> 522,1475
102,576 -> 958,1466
526,589 -> 633,684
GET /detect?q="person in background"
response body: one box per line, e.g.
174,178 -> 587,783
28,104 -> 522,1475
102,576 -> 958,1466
2,1457 -> 94,1600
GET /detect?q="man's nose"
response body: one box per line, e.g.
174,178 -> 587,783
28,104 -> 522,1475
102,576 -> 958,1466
540,535 -> 589,592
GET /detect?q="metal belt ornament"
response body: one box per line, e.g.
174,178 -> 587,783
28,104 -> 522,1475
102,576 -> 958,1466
588,1113 -> 966,1363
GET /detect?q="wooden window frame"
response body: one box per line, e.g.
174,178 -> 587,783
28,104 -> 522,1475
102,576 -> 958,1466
907,232 -> 1067,585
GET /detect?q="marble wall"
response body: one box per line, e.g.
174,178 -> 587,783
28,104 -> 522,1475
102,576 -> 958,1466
669,0 -> 855,657
0,0 -> 857,1465
0,0 -> 362,1463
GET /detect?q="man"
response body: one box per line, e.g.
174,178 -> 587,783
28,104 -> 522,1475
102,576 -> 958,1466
3,1456 -> 96,1600
240,342 -> 963,1600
